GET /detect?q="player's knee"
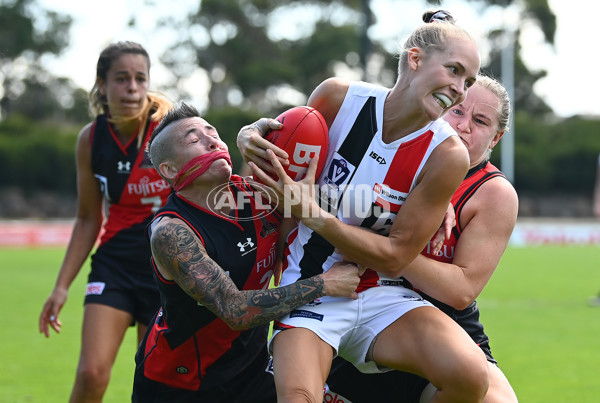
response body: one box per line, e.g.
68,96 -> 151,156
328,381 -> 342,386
484,369 -> 518,403
484,387 -> 519,403
449,352 -> 489,401
75,363 -> 111,392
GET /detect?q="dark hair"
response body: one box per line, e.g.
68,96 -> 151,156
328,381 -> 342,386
147,102 -> 201,174
89,41 -> 151,116
422,10 -> 455,24
150,102 -> 201,146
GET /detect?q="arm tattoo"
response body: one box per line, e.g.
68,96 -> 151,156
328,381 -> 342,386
152,220 -> 326,330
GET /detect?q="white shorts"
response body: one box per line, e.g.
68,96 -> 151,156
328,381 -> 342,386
269,285 -> 433,373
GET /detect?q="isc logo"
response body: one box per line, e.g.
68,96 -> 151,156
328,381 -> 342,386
287,142 -> 322,180
369,151 -> 386,164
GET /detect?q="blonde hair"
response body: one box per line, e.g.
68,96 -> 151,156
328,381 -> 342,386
398,11 -> 474,76
472,74 -> 511,161
475,74 -> 511,132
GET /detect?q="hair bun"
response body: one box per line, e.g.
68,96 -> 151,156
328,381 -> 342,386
423,10 -> 455,24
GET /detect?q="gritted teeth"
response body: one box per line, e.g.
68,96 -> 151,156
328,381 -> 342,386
433,93 -> 452,108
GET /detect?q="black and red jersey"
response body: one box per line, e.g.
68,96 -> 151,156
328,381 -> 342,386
88,114 -> 171,277
136,175 -> 281,392
90,114 -> 171,246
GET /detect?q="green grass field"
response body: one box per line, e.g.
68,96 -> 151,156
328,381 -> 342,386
1,245 -> 599,402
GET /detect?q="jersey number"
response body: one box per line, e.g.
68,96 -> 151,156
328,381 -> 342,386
142,196 -> 163,213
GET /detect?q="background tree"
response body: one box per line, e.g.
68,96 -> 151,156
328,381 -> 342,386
2,0 -> 599,219
154,0 -> 556,167
482,0 -> 556,115
0,0 -> 82,121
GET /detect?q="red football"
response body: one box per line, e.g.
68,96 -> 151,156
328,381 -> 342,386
262,106 -> 329,182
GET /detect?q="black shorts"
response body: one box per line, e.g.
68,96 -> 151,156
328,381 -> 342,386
326,351 -> 498,403
132,345 -> 277,403
326,358 -> 429,402
84,242 -> 160,326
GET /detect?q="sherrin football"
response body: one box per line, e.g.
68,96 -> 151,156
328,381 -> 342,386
263,106 -> 329,182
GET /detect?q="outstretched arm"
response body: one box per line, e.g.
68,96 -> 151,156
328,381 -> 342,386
151,217 -> 360,331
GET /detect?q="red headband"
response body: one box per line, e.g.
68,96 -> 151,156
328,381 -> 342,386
173,150 -> 232,192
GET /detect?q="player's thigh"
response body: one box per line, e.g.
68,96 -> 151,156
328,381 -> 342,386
272,328 -> 334,398
484,362 -> 517,403
372,306 -> 486,381
79,303 -> 133,368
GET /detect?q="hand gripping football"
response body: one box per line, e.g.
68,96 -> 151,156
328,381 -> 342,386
264,106 -> 329,181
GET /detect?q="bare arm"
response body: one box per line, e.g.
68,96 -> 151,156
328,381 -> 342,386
151,217 -> 359,331
402,177 -> 518,310
313,140 -> 466,276
39,123 -> 104,337
252,137 -> 468,278
58,124 -> 105,291
309,78 -> 466,275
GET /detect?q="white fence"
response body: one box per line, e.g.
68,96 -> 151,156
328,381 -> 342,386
509,218 -> 600,246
